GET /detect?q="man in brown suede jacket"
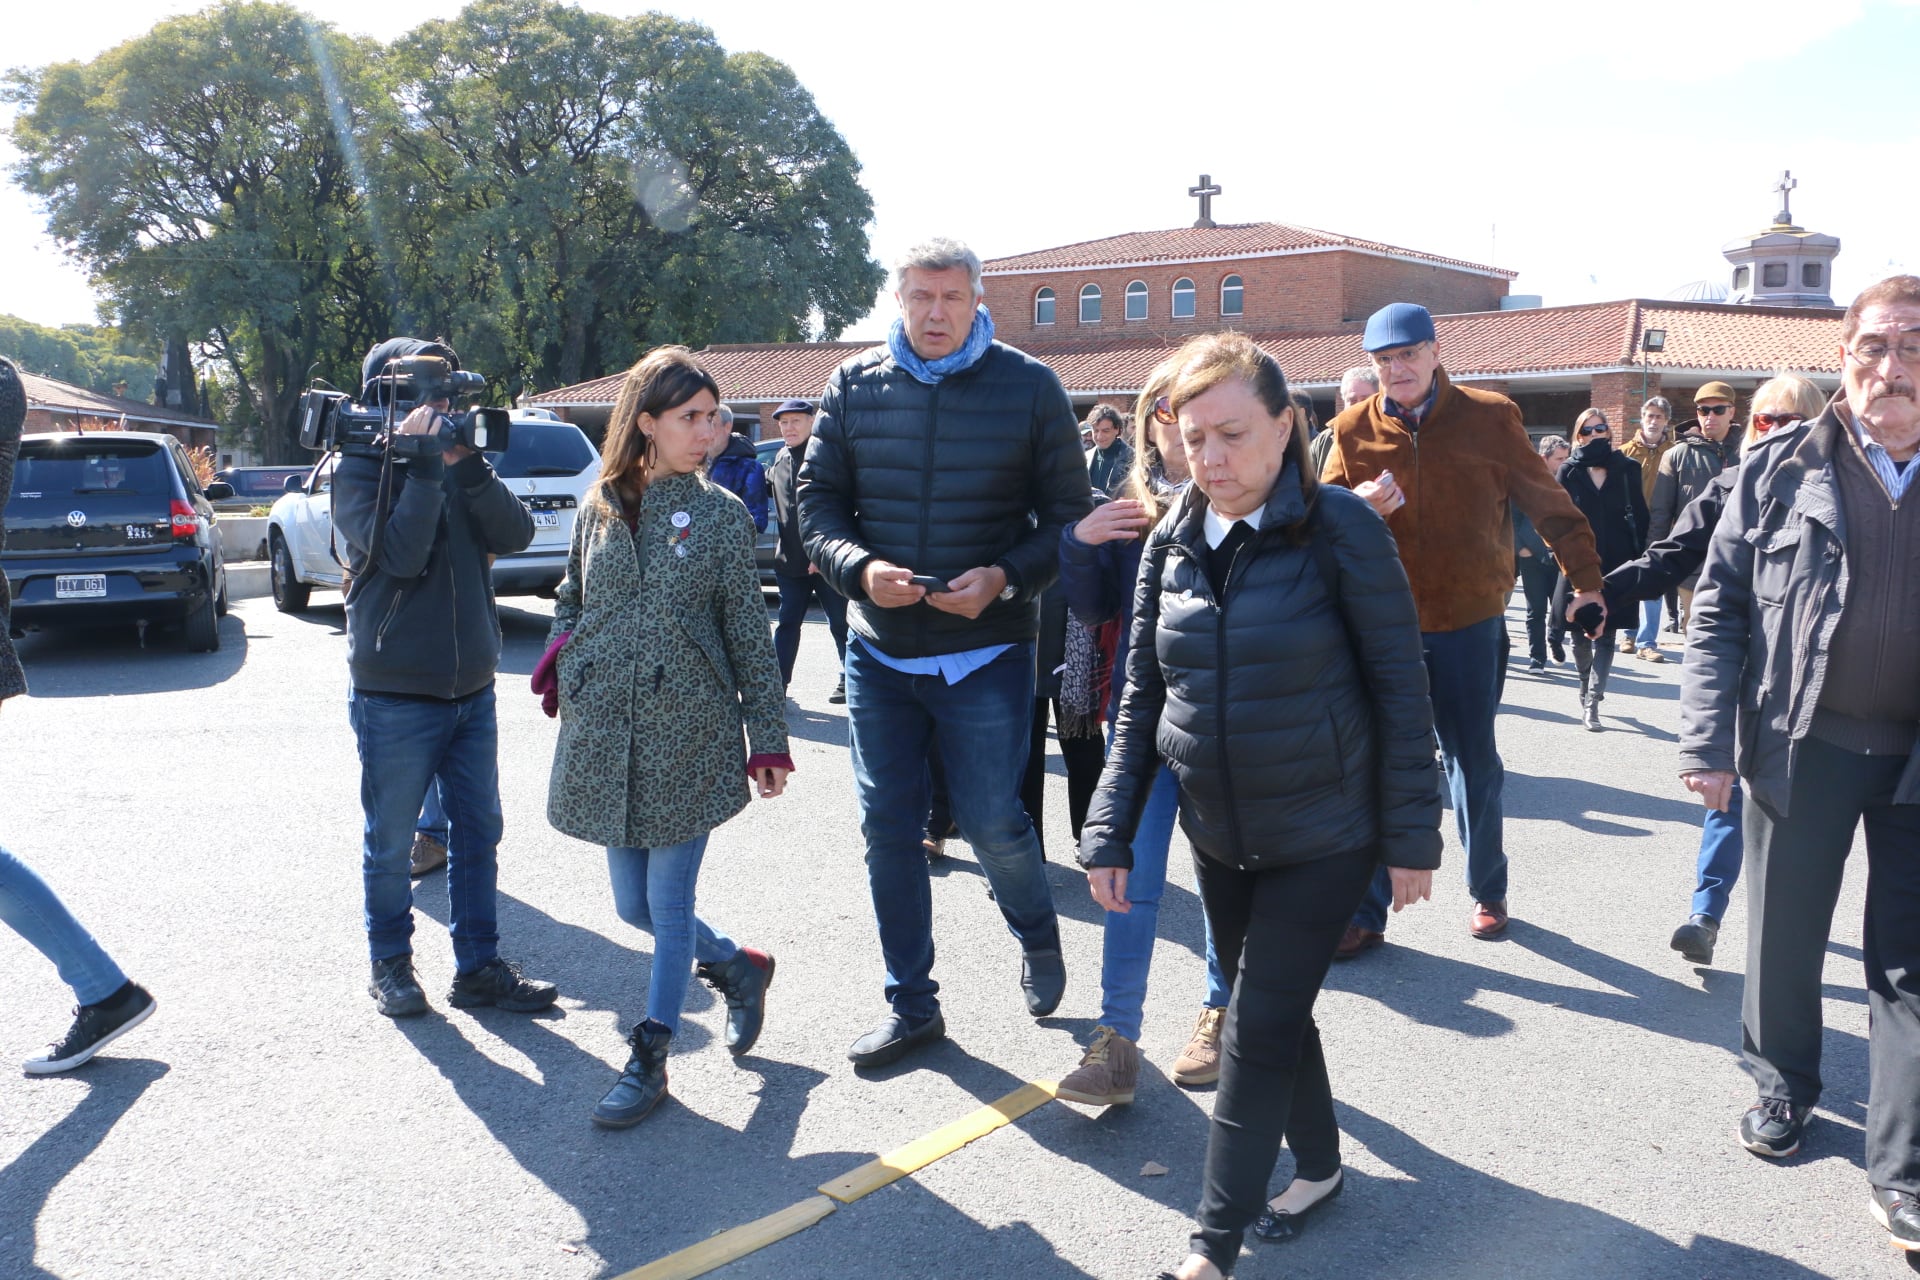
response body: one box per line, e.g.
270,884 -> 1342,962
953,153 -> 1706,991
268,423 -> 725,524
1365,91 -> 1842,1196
1322,304 -> 1603,950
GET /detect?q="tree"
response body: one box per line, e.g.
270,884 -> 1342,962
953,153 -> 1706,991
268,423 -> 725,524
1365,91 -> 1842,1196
383,0 -> 883,396
0,315 -> 158,396
6,2 -> 393,460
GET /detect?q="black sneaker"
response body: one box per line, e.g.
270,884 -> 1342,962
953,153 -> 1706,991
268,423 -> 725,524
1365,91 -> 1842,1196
829,675 -> 847,705
1740,1098 -> 1813,1158
1871,1187 -> 1920,1251
1670,914 -> 1719,965
23,982 -> 156,1075
368,957 -> 428,1018
448,958 -> 558,1013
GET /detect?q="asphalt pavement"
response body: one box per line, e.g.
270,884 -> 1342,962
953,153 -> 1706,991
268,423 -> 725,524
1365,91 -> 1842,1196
0,595 -> 1900,1279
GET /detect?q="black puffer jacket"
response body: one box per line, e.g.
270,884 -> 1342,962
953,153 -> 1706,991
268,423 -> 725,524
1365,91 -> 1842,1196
799,342 -> 1091,657
1080,466 -> 1442,873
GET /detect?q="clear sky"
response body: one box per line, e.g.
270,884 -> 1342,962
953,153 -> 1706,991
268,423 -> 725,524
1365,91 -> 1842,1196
4,0 -> 1916,341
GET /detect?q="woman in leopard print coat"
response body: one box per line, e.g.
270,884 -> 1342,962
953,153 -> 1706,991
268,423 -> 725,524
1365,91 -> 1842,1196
544,347 -> 792,1129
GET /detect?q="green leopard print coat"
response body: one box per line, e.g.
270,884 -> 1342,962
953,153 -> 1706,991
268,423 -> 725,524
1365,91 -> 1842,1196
545,470 -> 787,850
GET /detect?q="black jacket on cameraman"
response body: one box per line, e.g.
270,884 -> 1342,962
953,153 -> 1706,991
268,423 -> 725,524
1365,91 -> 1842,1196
334,446 -> 534,700
1079,466 -> 1442,875
798,341 -> 1091,658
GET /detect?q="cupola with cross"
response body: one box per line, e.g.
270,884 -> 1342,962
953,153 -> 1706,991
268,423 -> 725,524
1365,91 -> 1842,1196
1723,170 -> 1841,308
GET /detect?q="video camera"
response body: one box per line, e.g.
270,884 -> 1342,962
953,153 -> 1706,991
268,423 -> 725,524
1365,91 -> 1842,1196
297,354 -> 511,459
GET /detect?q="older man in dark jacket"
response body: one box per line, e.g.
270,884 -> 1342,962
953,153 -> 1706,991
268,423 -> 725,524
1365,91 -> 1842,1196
334,338 -> 556,1020
1679,276 -> 1920,1251
766,398 -> 847,701
802,238 -> 1092,1069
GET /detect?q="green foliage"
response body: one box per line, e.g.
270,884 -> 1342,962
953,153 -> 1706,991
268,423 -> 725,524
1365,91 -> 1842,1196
5,0 -> 883,459
0,315 -> 158,396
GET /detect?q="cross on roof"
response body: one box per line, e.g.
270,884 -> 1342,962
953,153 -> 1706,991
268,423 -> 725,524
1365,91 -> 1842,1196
1189,174 -> 1221,229
1773,169 -> 1798,225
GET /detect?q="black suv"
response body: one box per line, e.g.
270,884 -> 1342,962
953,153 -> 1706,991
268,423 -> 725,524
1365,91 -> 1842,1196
3,432 -> 233,651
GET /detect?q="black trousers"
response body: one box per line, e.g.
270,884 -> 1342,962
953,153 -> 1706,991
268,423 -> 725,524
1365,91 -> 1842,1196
773,571 -> 847,688
1021,697 -> 1105,859
1744,735 -> 1920,1190
1190,845 -> 1377,1270
1516,555 -> 1558,663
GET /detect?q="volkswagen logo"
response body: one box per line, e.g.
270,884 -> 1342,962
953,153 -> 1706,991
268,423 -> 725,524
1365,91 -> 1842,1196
66,511 -> 86,528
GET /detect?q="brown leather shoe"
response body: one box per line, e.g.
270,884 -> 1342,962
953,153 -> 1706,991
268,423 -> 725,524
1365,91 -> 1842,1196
1469,900 -> 1509,939
1334,924 -> 1384,960
1170,1007 -> 1225,1087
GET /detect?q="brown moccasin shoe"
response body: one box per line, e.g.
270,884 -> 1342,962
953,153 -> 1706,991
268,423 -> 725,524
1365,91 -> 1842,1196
1171,1006 -> 1226,1087
1470,900 -> 1510,939
409,834 -> 448,878
1056,1025 -> 1139,1107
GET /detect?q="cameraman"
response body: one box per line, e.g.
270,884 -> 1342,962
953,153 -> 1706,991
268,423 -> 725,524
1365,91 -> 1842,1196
334,338 -> 558,1018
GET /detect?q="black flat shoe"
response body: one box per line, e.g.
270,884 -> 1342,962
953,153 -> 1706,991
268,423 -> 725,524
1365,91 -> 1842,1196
1253,1172 -> 1343,1242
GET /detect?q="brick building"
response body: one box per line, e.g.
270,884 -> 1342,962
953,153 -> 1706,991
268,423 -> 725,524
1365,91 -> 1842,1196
18,369 -> 219,449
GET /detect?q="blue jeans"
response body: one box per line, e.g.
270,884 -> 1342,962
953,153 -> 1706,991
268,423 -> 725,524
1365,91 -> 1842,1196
1099,753 -> 1231,1041
417,777 -> 448,843
1691,783 -> 1745,921
1634,598 -> 1664,649
0,844 -> 127,1006
1355,615 -> 1507,930
349,686 -> 503,975
846,638 -> 1059,1019
774,571 -> 848,688
607,837 -> 738,1034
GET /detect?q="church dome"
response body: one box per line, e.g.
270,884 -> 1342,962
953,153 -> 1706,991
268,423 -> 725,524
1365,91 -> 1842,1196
1669,279 -> 1730,302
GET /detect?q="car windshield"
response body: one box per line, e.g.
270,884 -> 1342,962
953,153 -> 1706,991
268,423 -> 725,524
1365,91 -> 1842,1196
13,441 -> 172,497
487,423 -> 595,478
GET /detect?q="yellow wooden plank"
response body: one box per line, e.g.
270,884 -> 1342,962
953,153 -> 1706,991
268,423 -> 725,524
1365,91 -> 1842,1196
612,1195 -> 838,1280
817,1080 -> 1059,1204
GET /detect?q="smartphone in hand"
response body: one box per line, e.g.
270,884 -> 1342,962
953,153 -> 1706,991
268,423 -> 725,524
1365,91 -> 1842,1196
909,574 -> 950,593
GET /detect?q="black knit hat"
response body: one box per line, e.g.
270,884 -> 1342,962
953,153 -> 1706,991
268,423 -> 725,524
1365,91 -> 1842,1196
0,356 -> 26,436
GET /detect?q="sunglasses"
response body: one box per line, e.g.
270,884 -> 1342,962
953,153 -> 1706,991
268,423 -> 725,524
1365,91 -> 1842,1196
1152,395 -> 1177,426
1697,403 -> 1732,416
1751,412 -> 1803,430
1578,426 -> 1608,437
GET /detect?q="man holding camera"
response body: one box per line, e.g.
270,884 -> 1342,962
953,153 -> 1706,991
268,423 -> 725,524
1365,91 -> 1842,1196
334,338 -> 557,1018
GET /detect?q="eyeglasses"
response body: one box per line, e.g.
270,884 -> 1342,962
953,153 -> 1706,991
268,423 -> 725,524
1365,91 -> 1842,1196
1367,342 -> 1431,371
1696,404 -> 1732,416
1845,333 -> 1920,366
1578,426 -> 1608,437
1751,412 -> 1803,430
1152,396 -> 1177,426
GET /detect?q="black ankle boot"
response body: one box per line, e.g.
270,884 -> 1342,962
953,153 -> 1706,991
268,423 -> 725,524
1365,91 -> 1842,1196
592,1021 -> 670,1129
698,948 -> 774,1057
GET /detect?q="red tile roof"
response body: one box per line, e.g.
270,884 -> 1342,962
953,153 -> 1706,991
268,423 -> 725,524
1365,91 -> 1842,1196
20,370 -> 219,430
982,222 -> 1516,279
527,301 -> 1844,405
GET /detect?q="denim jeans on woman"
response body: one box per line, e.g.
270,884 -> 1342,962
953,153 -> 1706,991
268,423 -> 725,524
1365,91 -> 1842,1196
606,837 -> 738,1034
349,685 -> 504,975
845,639 -> 1058,1021
0,844 -> 127,1006
1634,597 -> 1664,650
1098,752 -> 1231,1043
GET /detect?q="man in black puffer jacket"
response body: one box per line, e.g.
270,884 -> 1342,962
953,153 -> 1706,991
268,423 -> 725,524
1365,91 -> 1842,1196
801,237 -> 1092,1070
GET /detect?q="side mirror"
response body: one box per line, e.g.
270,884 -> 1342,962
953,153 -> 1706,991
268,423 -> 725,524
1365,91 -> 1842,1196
204,481 -> 235,501
285,474 -> 307,493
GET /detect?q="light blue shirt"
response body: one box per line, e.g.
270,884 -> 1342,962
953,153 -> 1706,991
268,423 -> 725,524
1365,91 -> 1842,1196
1849,413 -> 1918,501
855,637 -> 1013,685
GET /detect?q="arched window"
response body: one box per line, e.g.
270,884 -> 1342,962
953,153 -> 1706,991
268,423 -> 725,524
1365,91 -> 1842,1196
1125,280 -> 1148,321
1220,274 -> 1244,317
1080,284 -> 1102,324
1034,287 -> 1055,325
1171,277 -> 1196,319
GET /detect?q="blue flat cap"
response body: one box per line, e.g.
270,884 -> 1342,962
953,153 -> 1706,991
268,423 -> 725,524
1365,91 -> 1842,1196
772,398 -> 815,416
1362,303 -> 1436,353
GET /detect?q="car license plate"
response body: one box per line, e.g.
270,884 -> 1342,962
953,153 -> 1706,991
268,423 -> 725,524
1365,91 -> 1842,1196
55,574 -> 107,599
532,511 -> 560,528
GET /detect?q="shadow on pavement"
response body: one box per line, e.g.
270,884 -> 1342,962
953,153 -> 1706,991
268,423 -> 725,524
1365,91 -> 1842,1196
0,1059 -> 170,1279
14,613 -> 248,694
1505,769 -> 1703,832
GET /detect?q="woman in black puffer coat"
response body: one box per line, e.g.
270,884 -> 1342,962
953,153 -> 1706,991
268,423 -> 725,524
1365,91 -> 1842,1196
1551,409 -> 1649,731
1079,334 -> 1441,1280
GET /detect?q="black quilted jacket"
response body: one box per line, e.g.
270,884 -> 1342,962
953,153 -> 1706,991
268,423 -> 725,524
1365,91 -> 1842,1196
1080,468 -> 1443,873
798,342 -> 1091,658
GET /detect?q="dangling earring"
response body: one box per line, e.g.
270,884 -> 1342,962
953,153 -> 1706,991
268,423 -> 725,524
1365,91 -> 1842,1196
641,431 -> 657,478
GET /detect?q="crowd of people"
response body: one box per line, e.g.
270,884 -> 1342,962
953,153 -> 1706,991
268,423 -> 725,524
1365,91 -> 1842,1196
4,244 -> 1919,1275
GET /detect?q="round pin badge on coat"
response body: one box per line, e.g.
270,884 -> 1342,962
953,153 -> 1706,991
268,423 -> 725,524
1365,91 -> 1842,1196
671,511 -> 691,528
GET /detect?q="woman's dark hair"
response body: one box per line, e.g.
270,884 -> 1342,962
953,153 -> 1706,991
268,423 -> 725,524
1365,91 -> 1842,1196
597,346 -> 720,511
1166,331 -> 1318,540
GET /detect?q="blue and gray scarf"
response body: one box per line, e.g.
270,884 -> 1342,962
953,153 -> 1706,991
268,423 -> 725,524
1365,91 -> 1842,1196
888,305 -> 996,384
